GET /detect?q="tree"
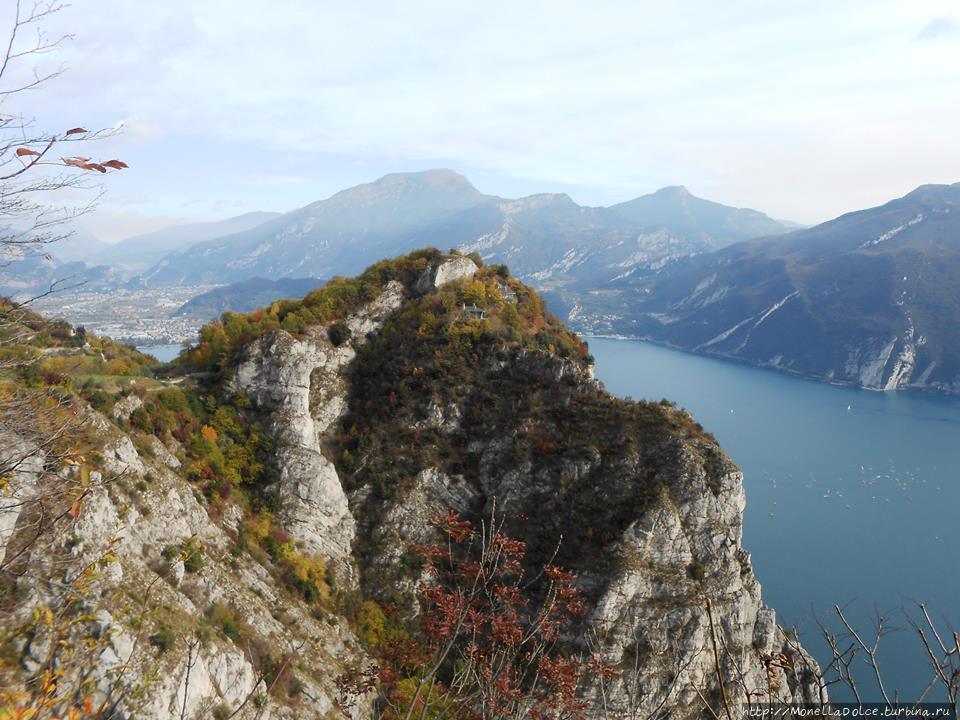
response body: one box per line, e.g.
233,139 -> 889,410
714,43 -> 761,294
0,3 -> 128,717
337,511 -> 614,720
1,1 -> 127,274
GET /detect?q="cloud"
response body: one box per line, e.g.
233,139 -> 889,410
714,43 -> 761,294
8,0 -> 960,229
917,15 -> 959,41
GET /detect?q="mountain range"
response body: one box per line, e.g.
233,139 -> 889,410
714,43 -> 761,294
7,169 -> 960,393
139,169 -> 793,287
568,182 -> 960,392
91,211 -> 282,272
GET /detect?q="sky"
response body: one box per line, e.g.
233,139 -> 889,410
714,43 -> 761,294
3,0 -> 960,241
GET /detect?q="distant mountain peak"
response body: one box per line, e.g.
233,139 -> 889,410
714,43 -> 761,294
310,169 -> 486,214
499,192 -> 577,214
376,168 -> 476,187
901,182 -> 960,204
609,184 -> 789,247
654,185 -> 691,197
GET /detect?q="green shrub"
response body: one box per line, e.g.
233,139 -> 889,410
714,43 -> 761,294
149,624 -> 175,654
687,561 -> 706,582
87,390 -> 112,412
183,546 -> 204,573
328,321 -> 352,347
208,603 -> 245,643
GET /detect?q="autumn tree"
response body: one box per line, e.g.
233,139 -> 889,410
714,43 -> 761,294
0,2 -> 128,717
337,511 -> 615,720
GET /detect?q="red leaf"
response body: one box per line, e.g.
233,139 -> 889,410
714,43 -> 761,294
101,159 -> 129,170
63,157 -> 107,172
65,127 -> 88,135
16,147 -> 40,157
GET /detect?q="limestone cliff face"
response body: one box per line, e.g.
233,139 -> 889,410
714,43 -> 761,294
228,253 -> 821,711
229,254 -> 478,572
1,412 -> 369,719
231,280 -> 406,569
585,460 -> 819,711
344,350 -> 820,712
1,252 -> 819,719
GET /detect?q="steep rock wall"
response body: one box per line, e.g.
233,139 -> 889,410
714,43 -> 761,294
344,351 -> 821,712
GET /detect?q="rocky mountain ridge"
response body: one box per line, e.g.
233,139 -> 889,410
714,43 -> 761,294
137,170 -> 792,290
1,251 -> 819,718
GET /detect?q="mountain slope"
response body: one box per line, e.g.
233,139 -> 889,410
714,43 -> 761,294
572,182 -> 960,392
143,170 -> 487,285
94,211 -> 282,272
216,250 -> 822,712
140,170 -> 792,288
2,251 -> 820,717
609,184 -> 792,247
172,276 -> 324,319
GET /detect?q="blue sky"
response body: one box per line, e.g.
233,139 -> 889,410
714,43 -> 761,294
6,0 -> 960,240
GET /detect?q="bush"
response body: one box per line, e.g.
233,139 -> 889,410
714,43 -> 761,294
208,603 -> 246,643
687,560 -> 706,582
183,544 -> 204,573
87,390 -> 112,412
355,600 -> 388,650
149,624 -> 175,654
328,320 -> 352,347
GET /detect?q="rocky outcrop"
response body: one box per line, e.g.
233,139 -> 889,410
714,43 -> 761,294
111,393 -> 143,422
366,432 -> 818,711
2,252 -> 820,718
231,280 -> 405,568
1,411 -> 369,720
415,255 -> 478,294
0,435 -> 44,566
585,461 -> 819,712
232,256 -> 479,571
340,315 -> 822,712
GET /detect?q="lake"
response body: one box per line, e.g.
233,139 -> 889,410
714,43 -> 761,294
587,337 -> 960,701
135,344 -> 184,363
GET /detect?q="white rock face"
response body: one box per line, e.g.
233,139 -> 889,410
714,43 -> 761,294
358,350 -> 822,713
111,393 -> 143,421
232,281 -> 408,568
103,435 -> 147,477
146,434 -> 181,469
366,467 -> 479,597
0,435 -> 44,566
206,648 -> 259,709
415,255 -> 478,294
3,400 -> 370,720
586,464 -> 821,712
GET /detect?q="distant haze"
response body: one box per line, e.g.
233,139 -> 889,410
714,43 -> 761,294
7,1 -> 959,238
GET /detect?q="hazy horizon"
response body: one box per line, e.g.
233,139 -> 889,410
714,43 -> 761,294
6,0 -> 959,241
86,168 -> 954,246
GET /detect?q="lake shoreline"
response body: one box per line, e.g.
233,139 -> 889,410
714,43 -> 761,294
581,333 -> 959,399
587,336 -> 960,699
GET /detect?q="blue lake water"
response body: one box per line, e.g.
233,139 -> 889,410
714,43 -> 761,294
135,344 -> 184,363
587,337 -> 960,700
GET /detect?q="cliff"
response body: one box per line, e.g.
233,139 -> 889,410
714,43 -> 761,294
0,251 -> 819,718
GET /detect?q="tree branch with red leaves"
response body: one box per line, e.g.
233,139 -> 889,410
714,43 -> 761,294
337,510 -> 615,720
